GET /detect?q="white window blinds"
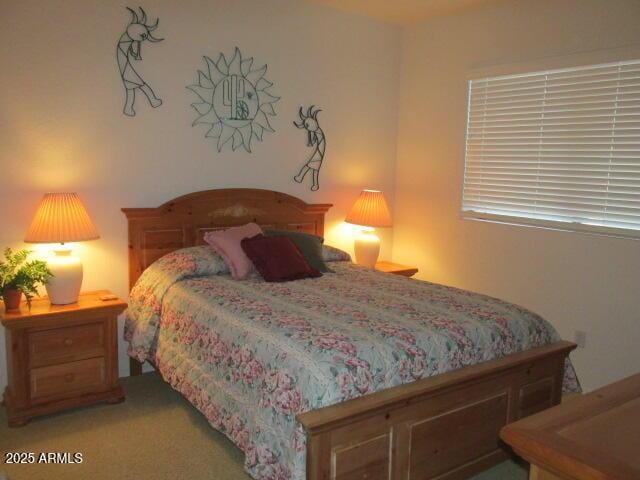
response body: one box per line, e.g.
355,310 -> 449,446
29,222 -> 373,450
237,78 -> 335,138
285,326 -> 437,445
462,59 -> 640,238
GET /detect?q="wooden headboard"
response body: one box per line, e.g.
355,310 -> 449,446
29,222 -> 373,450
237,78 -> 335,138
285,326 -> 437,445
122,188 -> 332,289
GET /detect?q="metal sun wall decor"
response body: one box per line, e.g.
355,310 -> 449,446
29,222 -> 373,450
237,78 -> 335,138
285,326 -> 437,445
117,7 -> 164,116
187,47 -> 280,153
294,106 -> 326,191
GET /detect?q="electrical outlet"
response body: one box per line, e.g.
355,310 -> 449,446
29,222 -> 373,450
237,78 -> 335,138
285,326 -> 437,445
574,330 -> 587,349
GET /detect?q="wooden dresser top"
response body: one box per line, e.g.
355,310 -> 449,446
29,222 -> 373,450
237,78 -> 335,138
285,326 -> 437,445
501,373 -> 640,480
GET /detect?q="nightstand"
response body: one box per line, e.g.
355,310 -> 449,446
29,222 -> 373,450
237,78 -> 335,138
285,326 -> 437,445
1,290 -> 127,427
375,261 -> 418,277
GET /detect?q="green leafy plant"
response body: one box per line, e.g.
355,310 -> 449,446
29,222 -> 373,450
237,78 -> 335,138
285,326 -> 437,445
0,247 -> 52,309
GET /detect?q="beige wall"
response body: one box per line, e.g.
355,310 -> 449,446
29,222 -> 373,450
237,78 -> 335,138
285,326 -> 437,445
393,0 -> 640,392
1,0 -> 637,396
0,0 -> 401,389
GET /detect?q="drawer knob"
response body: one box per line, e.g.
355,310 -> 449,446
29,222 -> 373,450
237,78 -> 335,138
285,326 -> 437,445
63,338 -> 73,346
64,373 -> 75,383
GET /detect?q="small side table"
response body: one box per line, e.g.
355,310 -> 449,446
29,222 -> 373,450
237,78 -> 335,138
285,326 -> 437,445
1,290 -> 127,427
500,373 -> 640,479
375,261 -> 418,277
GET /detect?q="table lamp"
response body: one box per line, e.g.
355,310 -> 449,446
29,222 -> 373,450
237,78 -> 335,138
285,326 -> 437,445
24,193 -> 100,305
345,189 -> 392,268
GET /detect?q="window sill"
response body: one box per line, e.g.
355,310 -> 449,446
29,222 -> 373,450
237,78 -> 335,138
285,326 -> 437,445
461,213 -> 640,242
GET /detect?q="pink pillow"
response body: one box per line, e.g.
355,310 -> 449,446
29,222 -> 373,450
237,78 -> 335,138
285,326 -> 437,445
203,223 -> 263,279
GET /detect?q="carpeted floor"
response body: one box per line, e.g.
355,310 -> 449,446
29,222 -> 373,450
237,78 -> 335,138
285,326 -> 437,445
0,373 -> 528,479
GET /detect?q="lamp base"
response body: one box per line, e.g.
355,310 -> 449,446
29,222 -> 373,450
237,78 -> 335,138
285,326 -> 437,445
46,248 -> 83,305
353,232 -> 380,268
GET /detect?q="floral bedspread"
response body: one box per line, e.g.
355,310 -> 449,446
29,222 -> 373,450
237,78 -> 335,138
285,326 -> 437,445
124,246 -> 580,480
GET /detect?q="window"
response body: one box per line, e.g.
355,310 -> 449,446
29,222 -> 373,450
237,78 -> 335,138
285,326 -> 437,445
462,59 -> 640,238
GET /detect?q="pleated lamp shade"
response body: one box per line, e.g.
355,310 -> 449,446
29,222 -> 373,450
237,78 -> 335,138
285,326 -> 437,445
24,193 -> 99,243
345,190 -> 393,228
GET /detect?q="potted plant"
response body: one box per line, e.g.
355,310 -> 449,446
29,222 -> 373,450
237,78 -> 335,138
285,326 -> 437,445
1,247 -> 52,310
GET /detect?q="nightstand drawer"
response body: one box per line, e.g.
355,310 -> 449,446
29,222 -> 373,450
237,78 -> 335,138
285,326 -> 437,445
30,357 -> 107,404
29,321 -> 106,367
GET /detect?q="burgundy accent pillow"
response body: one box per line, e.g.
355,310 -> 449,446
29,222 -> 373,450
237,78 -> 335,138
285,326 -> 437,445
241,234 -> 322,282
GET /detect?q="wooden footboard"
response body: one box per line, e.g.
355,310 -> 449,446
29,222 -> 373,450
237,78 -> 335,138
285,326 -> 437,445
297,341 -> 575,480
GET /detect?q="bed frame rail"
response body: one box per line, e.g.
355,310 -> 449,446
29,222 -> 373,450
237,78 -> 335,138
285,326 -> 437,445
298,341 -> 575,480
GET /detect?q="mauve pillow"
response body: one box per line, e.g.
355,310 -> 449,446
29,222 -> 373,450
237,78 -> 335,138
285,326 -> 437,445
241,234 -> 322,282
203,223 -> 263,279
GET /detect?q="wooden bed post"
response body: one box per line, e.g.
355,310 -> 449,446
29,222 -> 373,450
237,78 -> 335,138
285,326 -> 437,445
130,358 -> 143,376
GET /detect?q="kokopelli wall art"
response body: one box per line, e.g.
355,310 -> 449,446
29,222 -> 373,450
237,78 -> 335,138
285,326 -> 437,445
294,106 -> 326,191
117,7 -> 163,116
187,47 -> 280,153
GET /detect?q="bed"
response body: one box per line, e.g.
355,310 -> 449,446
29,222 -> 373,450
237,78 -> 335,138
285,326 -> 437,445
122,188 -> 579,480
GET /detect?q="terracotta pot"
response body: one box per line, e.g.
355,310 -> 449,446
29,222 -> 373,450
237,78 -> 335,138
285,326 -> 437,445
2,288 -> 23,311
